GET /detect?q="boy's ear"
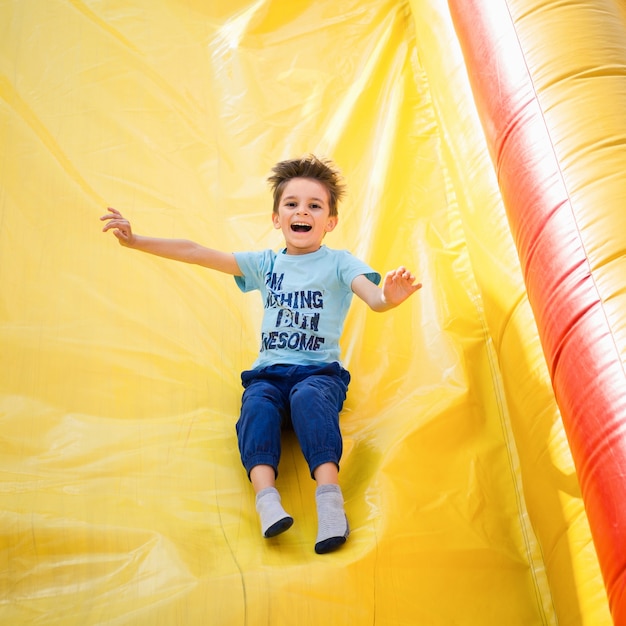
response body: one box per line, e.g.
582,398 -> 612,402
325,216 -> 338,232
272,213 -> 281,229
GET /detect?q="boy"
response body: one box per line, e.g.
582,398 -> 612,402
101,155 -> 421,553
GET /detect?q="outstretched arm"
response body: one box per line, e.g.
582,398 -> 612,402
352,267 -> 421,312
100,207 -> 242,275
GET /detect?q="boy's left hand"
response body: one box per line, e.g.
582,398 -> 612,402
382,267 -> 422,307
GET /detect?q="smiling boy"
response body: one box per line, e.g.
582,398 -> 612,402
101,155 -> 421,553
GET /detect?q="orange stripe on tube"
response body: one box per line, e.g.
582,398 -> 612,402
448,0 -> 626,621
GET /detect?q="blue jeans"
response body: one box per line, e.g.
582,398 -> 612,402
236,362 -> 351,479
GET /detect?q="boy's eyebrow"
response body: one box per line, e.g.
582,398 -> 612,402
282,195 -> 326,203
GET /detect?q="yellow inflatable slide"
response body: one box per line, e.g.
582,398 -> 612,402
2,1 -> 625,624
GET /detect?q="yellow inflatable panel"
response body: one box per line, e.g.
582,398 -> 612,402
0,1 -> 614,624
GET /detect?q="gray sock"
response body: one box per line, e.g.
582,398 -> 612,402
315,484 -> 349,554
255,487 -> 293,538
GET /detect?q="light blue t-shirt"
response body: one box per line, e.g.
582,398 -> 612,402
234,246 -> 381,369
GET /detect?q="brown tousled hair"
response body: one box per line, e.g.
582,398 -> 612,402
268,155 -> 345,217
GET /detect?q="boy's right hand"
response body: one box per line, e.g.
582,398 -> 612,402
100,207 -> 135,246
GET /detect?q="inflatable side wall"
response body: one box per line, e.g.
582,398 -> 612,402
447,1 -> 626,622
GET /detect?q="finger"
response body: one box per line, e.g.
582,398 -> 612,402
102,219 -> 119,231
102,220 -> 128,233
100,207 -> 122,221
100,212 -> 121,222
391,270 -> 410,282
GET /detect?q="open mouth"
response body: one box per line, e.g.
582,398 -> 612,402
291,222 -> 312,232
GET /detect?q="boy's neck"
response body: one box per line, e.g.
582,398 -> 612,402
283,244 -> 324,256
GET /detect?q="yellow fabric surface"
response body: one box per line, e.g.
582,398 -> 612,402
0,1 -> 612,624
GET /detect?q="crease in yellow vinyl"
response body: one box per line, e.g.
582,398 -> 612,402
0,0 -> 612,624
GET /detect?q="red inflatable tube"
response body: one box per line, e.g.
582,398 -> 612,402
448,0 -> 626,622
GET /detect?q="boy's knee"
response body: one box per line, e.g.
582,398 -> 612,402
291,376 -> 345,411
242,381 -> 281,405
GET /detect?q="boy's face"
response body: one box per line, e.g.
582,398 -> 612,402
272,177 -> 338,255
